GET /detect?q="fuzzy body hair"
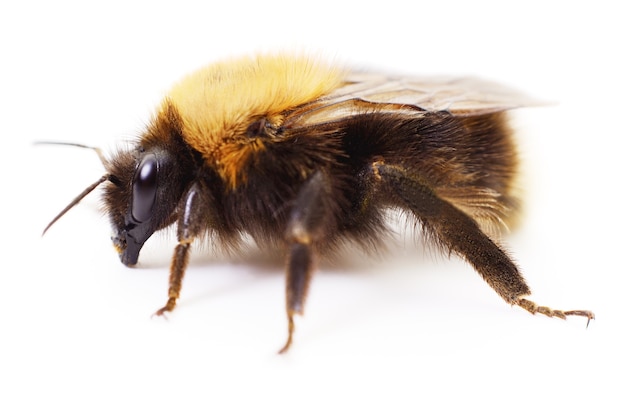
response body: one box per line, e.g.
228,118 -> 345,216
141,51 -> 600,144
165,54 -> 344,188
109,65 -> 519,256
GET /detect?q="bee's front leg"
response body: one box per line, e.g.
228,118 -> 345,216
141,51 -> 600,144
154,183 -> 214,316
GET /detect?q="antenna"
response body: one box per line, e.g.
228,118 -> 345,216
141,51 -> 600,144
35,141 -> 111,235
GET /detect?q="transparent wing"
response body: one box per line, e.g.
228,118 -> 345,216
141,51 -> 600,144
283,72 -> 538,129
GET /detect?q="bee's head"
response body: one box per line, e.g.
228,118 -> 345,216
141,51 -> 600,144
103,147 -> 173,266
104,130 -> 199,266
43,112 -> 197,266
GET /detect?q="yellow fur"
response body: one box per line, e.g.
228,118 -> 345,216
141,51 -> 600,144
161,54 -> 345,188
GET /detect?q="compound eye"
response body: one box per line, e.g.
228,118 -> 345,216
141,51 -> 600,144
131,154 -> 158,222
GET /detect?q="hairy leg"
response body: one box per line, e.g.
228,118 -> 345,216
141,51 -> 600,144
279,171 -> 335,353
154,183 -> 216,316
371,161 -> 593,322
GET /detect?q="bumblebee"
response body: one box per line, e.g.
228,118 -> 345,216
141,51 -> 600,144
44,54 -> 593,352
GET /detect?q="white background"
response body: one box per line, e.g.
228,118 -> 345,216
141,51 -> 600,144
1,1 -> 623,397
